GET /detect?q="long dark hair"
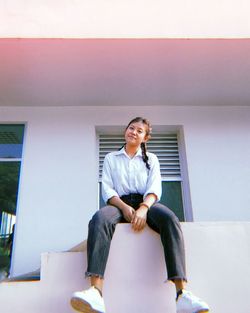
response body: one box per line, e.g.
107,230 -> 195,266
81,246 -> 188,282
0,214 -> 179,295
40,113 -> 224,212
125,117 -> 152,170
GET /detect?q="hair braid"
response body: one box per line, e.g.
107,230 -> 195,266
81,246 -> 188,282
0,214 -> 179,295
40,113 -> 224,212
141,142 -> 150,170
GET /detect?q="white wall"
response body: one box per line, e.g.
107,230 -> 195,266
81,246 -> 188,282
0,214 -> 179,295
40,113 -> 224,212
0,0 -> 250,38
1,105 -> 250,276
1,223 -> 250,313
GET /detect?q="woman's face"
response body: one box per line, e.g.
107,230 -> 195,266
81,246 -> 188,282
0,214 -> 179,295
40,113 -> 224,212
124,121 -> 148,147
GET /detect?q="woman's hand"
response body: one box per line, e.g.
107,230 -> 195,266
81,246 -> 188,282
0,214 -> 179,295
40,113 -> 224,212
131,206 -> 148,232
121,204 -> 135,222
108,196 -> 135,222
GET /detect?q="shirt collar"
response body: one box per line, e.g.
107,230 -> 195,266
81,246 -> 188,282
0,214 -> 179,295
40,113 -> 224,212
114,147 -> 143,158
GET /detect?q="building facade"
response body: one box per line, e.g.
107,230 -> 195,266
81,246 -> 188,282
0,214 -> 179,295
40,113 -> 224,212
0,1 -> 250,277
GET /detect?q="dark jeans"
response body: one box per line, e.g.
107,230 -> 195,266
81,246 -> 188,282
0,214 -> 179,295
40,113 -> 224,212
86,194 -> 187,281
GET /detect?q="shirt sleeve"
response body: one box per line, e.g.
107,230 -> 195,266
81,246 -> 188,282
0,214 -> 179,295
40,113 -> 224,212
144,153 -> 162,201
101,154 -> 119,203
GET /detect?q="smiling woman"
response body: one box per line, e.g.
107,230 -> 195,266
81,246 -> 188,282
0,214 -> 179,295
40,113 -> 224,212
0,124 -> 25,280
70,117 -> 209,313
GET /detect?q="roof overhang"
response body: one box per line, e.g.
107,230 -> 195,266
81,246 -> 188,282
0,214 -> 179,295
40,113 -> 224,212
1,38 -> 250,107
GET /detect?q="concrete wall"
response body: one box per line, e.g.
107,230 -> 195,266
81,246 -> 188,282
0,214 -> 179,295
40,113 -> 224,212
0,0 -> 250,38
1,105 -> 250,276
1,222 -> 250,313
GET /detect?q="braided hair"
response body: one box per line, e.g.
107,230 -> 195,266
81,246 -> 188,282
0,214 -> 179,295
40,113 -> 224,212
141,141 -> 150,170
125,117 -> 152,170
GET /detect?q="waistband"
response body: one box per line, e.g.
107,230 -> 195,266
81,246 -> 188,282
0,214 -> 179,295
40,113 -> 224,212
120,193 -> 143,209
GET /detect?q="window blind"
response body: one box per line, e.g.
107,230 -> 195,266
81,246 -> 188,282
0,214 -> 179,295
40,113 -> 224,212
99,133 -> 181,181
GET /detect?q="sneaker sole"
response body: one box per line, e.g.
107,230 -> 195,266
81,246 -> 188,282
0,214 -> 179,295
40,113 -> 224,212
70,296 -> 104,313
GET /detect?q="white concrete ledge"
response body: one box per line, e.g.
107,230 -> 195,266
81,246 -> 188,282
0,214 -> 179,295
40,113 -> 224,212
104,224 -> 176,312
1,222 -> 250,313
40,225 -> 176,313
181,222 -> 250,313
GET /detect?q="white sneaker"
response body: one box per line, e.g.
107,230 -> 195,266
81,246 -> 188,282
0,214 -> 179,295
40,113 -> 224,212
176,289 -> 209,313
70,286 -> 106,313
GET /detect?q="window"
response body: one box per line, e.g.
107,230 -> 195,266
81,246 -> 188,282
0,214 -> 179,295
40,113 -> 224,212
0,124 -> 25,279
98,129 -> 190,221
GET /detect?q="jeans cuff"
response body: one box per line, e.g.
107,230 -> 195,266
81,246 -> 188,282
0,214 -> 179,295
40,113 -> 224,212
85,271 -> 104,279
165,276 -> 187,283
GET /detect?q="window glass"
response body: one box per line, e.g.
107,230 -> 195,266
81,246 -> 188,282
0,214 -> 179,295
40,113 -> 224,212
0,124 -> 24,280
0,125 -> 25,158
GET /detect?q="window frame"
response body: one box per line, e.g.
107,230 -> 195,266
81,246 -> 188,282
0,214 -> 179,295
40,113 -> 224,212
0,123 -> 26,277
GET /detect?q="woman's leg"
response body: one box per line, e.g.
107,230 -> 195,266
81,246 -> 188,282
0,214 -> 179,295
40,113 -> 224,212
71,205 -> 124,313
86,205 -> 124,287
146,204 -> 210,312
146,203 -> 187,284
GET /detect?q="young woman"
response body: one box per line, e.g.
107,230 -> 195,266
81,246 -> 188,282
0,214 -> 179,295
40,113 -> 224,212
70,117 -> 209,313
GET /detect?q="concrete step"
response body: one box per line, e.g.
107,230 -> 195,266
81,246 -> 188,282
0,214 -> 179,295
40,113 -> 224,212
1,222 -> 250,313
0,224 -> 177,313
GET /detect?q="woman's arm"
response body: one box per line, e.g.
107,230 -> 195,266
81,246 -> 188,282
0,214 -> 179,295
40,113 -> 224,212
102,154 -> 135,222
131,193 -> 157,232
144,153 -> 162,202
101,154 -> 120,203
140,193 -> 157,209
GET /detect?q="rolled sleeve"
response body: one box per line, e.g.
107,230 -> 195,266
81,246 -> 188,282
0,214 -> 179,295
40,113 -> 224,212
101,154 -> 119,203
144,154 -> 162,201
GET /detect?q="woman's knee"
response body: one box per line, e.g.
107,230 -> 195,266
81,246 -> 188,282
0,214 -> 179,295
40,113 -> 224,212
150,203 -> 180,224
89,206 -> 120,228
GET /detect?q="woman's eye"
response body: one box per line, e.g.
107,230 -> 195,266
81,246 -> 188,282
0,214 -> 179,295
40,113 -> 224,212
128,125 -> 144,134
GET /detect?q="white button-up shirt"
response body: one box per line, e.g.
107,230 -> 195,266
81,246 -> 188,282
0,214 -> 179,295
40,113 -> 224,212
101,147 -> 162,203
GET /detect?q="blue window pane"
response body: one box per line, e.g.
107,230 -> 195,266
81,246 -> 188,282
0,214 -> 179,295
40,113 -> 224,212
0,125 -> 24,159
0,144 -> 24,158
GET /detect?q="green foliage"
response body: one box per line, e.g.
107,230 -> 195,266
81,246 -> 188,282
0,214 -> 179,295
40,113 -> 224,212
0,244 -> 9,257
0,162 -> 20,215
